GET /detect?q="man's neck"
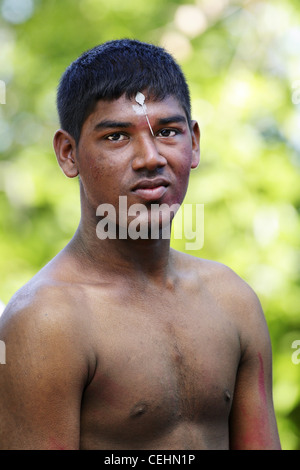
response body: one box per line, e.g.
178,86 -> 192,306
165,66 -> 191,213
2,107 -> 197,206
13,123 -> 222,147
68,218 -> 174,286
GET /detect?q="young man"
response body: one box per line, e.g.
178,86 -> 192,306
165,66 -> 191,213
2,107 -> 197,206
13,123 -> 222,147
0,39 -> 281,450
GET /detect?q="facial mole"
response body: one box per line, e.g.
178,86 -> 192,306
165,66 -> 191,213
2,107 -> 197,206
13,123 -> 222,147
224,390 -> 231,402
130,402 -> 149,418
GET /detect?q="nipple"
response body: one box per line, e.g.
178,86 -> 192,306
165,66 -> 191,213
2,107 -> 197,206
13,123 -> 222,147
130,401 -> 149,418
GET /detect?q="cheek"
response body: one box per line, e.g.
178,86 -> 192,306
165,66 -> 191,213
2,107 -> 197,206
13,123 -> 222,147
166,164 -> 191,207
79,153 -> 110,187
174,149 -> 193,184
78,160 -> 112,207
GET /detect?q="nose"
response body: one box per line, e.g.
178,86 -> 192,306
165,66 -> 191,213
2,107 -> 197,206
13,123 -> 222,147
131,135 -> 167,172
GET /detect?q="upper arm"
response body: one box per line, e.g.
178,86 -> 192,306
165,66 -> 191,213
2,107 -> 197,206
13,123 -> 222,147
0,291 -> 89,450
228,285 -> 281,450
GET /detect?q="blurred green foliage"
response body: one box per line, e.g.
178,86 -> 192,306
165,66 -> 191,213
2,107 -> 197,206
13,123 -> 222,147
0,0 -> 299,449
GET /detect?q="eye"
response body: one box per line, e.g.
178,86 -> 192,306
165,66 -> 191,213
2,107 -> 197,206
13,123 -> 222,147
157,129 -> 178,138
106,133 -> 128,141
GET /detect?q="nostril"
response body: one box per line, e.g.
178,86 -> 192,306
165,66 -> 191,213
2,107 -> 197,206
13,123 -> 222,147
132,147 -> 167,171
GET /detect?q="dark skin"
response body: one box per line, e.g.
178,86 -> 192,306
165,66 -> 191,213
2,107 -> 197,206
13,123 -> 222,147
0,95 -> 281,450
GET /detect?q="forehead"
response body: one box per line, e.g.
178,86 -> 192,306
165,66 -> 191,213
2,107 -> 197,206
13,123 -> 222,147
84,94 -> 187,129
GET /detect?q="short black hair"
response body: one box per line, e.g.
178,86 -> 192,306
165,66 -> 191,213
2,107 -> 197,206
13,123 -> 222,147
56,39 -> 192,144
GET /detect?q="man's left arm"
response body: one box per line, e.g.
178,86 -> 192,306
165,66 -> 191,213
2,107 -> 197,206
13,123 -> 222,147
228,289 -> 281,450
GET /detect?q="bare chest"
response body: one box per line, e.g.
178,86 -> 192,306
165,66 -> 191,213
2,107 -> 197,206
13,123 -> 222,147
80,294 -> 240,447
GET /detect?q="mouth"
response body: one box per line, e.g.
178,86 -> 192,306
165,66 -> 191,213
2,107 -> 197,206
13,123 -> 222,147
131,178 -> 170,201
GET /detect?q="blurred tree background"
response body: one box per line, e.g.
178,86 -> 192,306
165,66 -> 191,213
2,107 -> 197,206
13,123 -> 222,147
0,0 -> 299,449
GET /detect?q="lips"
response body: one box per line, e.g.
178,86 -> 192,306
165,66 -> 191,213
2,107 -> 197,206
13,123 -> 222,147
131,178 -> 170,201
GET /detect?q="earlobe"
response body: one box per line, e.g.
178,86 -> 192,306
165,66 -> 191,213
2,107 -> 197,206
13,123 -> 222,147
190,120 -> 200,169
53,129 -> 79,178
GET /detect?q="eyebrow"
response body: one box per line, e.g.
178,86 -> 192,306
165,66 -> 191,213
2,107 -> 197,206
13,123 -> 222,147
93,120 -> 132,131
157,115 -> 187,126
93,114 -> 187,132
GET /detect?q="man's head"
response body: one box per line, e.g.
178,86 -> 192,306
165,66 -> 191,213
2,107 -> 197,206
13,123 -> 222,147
56,39 -> 192,144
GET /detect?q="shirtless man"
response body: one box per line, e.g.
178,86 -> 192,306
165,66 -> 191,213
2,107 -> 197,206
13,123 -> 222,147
0,39 -> 281,450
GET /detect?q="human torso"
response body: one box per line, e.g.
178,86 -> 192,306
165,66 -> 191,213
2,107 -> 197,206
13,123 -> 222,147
75,257 -> 241,450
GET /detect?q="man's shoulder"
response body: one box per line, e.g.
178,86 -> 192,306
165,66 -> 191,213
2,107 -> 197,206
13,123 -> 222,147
174,250 -> 244,283
174,250 -> 262,314
176,253 -> 269,350
0,274 -> 83,335
0,274 -> 93,378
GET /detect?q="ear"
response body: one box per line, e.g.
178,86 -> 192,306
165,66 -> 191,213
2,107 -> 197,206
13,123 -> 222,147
190,120 -> 200,169
53,129 -> 79,178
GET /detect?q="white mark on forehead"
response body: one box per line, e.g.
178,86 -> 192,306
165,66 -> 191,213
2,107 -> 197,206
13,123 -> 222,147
132,104 -> 145,115
134,92 -> 154,136
135,91 -> 146,106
